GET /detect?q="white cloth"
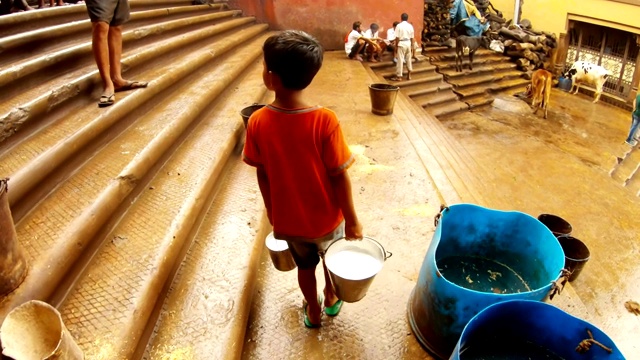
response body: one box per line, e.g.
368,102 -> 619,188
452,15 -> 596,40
363,29 -> 379,39
394,21 -> 414,42
345,29 -> 361,54
386,28 -> 396,41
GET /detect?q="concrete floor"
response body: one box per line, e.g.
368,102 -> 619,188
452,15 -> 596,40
242,51 -> 640,359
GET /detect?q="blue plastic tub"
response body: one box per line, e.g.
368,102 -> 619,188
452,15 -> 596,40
408,204 -> 565,359
451,300 -> 626,359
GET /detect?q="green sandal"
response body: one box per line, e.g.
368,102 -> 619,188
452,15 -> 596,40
303,295 -> 323,328
325,299 -> 343,317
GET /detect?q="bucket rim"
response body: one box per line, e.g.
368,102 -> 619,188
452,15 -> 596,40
368,83 -> 400,91
434,204 -> 564,295
557,235 -> 591,261
323,236 -> 392,261
458,299 -> 623,356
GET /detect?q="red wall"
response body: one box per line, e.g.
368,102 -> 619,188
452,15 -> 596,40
227,0 -> 424,51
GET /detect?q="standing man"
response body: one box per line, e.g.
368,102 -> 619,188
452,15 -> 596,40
390,13 -> 415,81
86,0 -> 148,107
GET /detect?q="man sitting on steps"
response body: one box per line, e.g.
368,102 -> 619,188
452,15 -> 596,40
85,0 -> 148,107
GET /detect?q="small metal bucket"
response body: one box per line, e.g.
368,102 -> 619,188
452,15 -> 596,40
1,300 -> 84,360
265,232 -> 296,272
240,104 -> 266,129
323,236 -> 392,303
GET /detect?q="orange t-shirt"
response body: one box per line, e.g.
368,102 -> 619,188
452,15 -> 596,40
242,105 -> 354,240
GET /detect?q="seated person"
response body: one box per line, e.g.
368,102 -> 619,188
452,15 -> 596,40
344,21 -> 382,62
345,21 -> 366,61
385,21 -> 399,52
362,23 -> 385,62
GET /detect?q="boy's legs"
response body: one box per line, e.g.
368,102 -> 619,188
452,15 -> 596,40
297,268 -> 322,324
626,114 -> 640,145
287,241 -> 323,325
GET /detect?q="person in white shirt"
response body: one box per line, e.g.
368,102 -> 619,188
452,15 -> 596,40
391,13 -> 415,81
344,21 -> 382,62
345,21 -> 366,61
385,21 -> 399,63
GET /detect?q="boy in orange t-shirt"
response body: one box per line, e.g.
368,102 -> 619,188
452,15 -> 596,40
243,30 -> 363,328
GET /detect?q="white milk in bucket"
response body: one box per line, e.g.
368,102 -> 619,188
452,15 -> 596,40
324,237 -> 390,302
325,248 -> 382,280
265,232 -> 296,272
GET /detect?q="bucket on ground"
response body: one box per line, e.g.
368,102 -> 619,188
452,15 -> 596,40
451,300 -> 625,360
538,213 -> 572,237
240,104 -> 266,129
558,76 -> 573,92
265,232 -> 297,272
558,235 -> 590,282
324,236 -> 391,303
368,83 -> 399,116
408,204 -> 565,359
0,300 -> 84,360
0,178 -> 27,297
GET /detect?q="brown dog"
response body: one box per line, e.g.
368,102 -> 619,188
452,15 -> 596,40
530,69 -> 553,119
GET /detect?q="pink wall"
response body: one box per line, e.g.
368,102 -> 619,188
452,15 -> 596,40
227,0 -> 424,51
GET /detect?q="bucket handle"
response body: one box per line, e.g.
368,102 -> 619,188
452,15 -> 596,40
320,236 -> 392,261
433,204 -> 449,227
548,268 -> 572,300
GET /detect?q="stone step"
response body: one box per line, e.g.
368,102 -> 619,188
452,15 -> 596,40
0,8 -> 242,102
464,93 -> 495,109
414,90 -> 459,108
0,0 -> 197,37
0,4 -> 226,66
431,54 -> 509,70
367,54 -> 429,70
52,40 -> 270,359
429,100 -> 470,118
454,78 -> 530,98
0,16 -> 255,150
440,61 -> 517,79
0,27 -> 270,325
375,63 -> 437,79
428,48 -> 501,62
406,83 -> 453,97
610,145 -> 640,184
449,70 -> 524,88
390,73 -> 444,88
141,153 -> 267,359
398,80 -> 448,96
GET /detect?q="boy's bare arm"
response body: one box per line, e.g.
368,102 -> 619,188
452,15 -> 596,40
330,170 -> 363,239
256,166 -> 273,224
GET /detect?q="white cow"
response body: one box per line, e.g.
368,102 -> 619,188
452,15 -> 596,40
564,61 -> 613,103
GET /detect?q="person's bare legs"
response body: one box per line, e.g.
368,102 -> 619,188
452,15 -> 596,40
298,268 -> 321,325
91,21 -> 114,96
107,25 -> 128,88
322,259 -> 339,307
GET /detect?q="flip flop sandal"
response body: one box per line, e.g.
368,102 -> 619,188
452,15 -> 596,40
302,295 -> 323,328
324,299 -> 343,317
115,81 -> 148,92
389,76 -> 403,82
98,93 -> 115,107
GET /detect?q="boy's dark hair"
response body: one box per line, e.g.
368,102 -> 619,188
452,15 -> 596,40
401,13 -> 409,21
263,30 -> 324,91
370,23 -> 379,32
393,21 -> 399,27
352,21 -> 361,30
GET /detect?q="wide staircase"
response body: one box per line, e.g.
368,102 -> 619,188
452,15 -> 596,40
0,1 -> 274,358
368,46 -> 529,119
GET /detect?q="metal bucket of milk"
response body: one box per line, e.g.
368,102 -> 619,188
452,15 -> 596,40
265,232 -> 297,272
324,236 -> 391,303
